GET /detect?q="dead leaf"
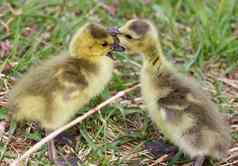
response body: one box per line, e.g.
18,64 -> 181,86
228,67 -> 238,80
218,78 -> 238,90
1,62 -> 17,74
100,3 -> 118,16
0,40 -> 12,58
22,24 -> 37,37
0,121 -> 7,134
2,63 -> 13,73
229,114 -> 238,125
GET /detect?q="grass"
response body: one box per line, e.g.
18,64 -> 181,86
0,0 -> 238,165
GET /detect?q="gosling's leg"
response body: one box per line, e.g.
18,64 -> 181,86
46,130 -> 59,163
46,130 -> 79,166
46,130 -> 67,166
193,156 -> 205,166
47,139 -> 57,161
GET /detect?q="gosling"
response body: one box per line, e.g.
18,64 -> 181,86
117,19 -> 231,166
7,23 -> 123,165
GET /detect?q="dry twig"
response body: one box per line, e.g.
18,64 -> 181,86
10,84 -> 140,166
218,78 -> 238,90
150,154 -> 168,166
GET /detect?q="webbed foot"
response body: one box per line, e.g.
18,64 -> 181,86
144,139 -> 177,159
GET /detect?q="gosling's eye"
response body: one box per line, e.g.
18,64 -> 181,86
125,34 -> 133,39
101,42 -> 108,47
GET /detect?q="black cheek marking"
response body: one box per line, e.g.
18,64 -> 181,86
129,20 -> 150,35
89,24 -> 108,39
152,57 -> 159,66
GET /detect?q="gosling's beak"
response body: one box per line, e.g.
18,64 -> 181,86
107,27 -> 121,37
112,43 -> 125,52
107,27 -> 125,52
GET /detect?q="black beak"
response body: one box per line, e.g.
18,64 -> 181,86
107,27 -> 121,36
107,27 -> 125,52
112,43 -> 125,52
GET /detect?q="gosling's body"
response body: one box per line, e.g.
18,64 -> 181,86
8,54 -> 113,130
7,23 -> 117,165
141,60 -> 230,159
118,19 -> 231,165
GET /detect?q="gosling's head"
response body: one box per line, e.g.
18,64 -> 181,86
69,23 -> 118,61
118,19 -> 159,55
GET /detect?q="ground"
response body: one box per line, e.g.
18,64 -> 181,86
0,0 -> 238,166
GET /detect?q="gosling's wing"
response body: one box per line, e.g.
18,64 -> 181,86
54,57 -> 102,101
7,56 -> 64,115
157,71 -> 192,110
8,55 -> 88,99
7,59 -> 59,100
57,66 -> 88,87
157,74 -> 191,123
157,74 -> 231,154
54,57 -> 99,87
157,72 -> 226,132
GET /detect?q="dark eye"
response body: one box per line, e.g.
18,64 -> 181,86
125,34 -> 133,39
102,42 -> 108,47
